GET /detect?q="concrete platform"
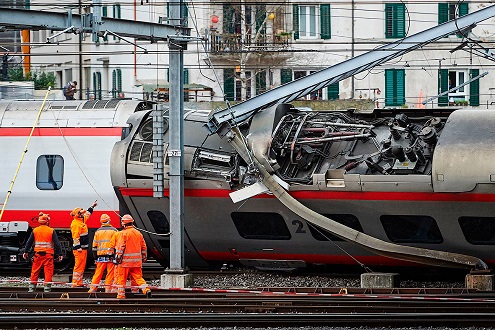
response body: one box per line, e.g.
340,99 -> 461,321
361,272 -> 400,288
160,273 -> 194,289
466,274 -> 494,291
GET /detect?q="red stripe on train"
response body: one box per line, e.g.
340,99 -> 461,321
0,210 -> 120,229
118,187 -> 495,202
0,127 -> 122,136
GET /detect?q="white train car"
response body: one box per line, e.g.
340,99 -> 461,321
0,99 -> 152,269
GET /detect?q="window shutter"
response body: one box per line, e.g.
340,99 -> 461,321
182,3 -> 188,27
320,4 -> 331,40
223,4 -> 235,34
112,70 -> 116,98
438,69 -> 449,106
184,69 -> 189,85
256,70 -> 266,95
385,70 -> 394,106
438,3 -> 449,24
396,69 -> 405,105
459,2 -> 469,17
281,69 -> 293,84
93,72 -> 102,100
102,6 -> 108,17
117,69 -> 122,94
385,69 -> 405,106
396,4 -> 405,38
327,82 -> 339,100
293,5 -> 299,40
223,68 -> 235,101
255,5 -> 266,34
386,4 -> 405,38
470,69 -> 480,106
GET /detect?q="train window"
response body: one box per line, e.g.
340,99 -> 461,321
459,217 -> 495,245
36,155 -> 64,190
231,212 -> 291,240
307,214 -> 363,241
380,215 -> 443,243
147,210 -> 170,234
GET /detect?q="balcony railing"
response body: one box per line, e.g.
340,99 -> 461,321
206,30 -> 291,54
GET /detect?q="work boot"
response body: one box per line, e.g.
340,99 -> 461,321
28,284 -> 35,293
44,284 -> 52,292
144,289 -> 152,299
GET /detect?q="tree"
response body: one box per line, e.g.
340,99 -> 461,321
7,67 -> 56,89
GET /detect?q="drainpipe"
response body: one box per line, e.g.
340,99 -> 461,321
351,0 -> 355,99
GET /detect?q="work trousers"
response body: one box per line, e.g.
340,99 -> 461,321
30,253 -> 54,284
116,266 -> 149,298
112,264 -> 138,293
89,262 -> 115,292
72,249 -> 87,287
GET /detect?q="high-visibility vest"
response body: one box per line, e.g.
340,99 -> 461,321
115,227 -> 147,267
92,225 -> 118,256
70,218 -> 89,249
33,225 -> 55,254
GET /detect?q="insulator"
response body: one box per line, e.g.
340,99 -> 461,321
345,161 -> 359,171
405,146 -> 417,162
395,113 -> 409,127
389,125 -> 401,141
416,148 -> 426,164
421,126 -> 437,145
391,145 -> 406,162
429,117 -> 443,131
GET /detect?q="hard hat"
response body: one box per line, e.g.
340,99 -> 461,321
71,207 -> 84,218
100,214 -> 111,224
121,214 -> 134,225
38,213 -> 50,225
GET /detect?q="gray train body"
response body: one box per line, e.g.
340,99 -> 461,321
111,105 -> 495,271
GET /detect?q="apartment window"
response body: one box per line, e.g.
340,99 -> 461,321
438,2 -> 469,37
380,215 -> 443,243
36,155 -> 64,190
385,3 -> 405,38
459,216 -> 495,245
385,69 -> 405,106
438,68 -> 479,106
294,70 -> 323,100
293,4 -> 331,40
232,212 -> 291,240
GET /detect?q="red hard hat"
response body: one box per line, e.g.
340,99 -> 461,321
100,214 -> 111,224
121,214 -> 134,225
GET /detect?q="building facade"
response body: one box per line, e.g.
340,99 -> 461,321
23,1 -> 495,108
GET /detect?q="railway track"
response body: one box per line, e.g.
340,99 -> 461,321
0,286 -> 494,328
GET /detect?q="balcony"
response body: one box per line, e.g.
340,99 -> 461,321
206,30 -> 293,63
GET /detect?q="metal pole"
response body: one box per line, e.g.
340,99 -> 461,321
168,0 -> 185,271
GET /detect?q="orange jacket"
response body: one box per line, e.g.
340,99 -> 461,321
92,225 -> 118,257
24,225 -> 63,256
70,218 -> 89,250
115,226 -> 147,267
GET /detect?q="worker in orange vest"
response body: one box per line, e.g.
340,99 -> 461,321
88,214 -> 118,293
70,200 -> 97,287
115,214 -> 151,299
23,213 -> 63,292
110,227 -> 138,293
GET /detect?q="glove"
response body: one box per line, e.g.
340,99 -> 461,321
57,256 -> 63,262
77,248 -> 82,252
115,255 -> 123,264
22,253 -> 28,260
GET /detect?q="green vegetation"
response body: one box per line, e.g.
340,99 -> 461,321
7,67 -> 56,89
